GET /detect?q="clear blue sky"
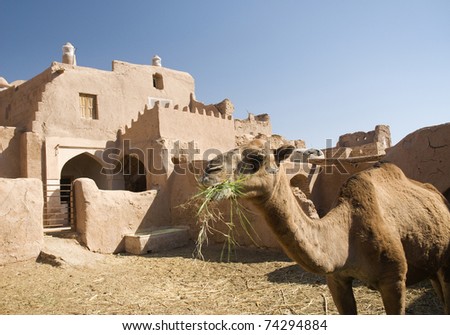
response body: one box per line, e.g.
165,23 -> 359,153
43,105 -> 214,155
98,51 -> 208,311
1,0 -> 449,148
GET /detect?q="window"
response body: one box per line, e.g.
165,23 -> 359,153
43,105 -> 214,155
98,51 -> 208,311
79,93 -> 98,119
152,73 -> 164,90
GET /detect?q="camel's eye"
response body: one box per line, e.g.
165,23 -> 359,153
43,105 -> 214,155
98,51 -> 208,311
205,159 -> 223,174
239,150 -> 264,174
205,164 -> 222,174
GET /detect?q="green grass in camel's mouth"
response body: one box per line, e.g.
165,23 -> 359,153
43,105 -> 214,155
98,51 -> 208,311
186,177 -> 259,261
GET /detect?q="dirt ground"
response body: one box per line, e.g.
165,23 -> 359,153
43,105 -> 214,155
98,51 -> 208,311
0,235 -> 443,315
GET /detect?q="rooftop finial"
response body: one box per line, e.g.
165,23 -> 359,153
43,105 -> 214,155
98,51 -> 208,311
62,42 -> 77,65
152,55 -> 161,67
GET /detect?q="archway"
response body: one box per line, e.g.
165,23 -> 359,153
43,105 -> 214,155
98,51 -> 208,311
44,153 -> 109,229
122,154 -> 147,192
61,152 -> 108,190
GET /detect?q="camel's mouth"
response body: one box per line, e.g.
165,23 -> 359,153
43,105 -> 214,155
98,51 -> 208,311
199,174 -> 222,188
187,175 -> 257,260
198,177 -> 246,201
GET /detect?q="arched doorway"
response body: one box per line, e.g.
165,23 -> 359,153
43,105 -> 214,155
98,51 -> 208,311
61,153 -> 108,190
121,154 -> 147,192
60,153 -> 108,227
44,153 -> 108,230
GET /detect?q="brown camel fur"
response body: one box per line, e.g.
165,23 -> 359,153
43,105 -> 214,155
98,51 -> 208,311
200,140 -> 450,314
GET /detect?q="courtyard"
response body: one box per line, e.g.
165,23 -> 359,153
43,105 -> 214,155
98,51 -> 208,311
0,236 -> 442,315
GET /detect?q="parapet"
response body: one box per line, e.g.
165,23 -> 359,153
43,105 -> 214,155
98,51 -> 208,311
324,125 -> 391,158
121,97 -> 234,141
188,94 -> 234,118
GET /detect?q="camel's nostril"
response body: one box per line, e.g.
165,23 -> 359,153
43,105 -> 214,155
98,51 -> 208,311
199,175 -> 209,185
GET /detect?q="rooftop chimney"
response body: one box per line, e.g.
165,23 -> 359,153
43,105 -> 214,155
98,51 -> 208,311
62,42 -> 77,65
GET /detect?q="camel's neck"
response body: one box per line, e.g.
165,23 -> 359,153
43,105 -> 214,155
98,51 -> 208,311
254,169 -> 351,274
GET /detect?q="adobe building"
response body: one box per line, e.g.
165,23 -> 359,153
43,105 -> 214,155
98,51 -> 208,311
0,44 -> 237,230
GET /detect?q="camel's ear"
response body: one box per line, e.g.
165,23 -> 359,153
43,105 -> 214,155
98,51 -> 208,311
274,145 -> 295,165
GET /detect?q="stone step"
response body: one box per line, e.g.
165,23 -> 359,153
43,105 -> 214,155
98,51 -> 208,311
124,226 -> 190,255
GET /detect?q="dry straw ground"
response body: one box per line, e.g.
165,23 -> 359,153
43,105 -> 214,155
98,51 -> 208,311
0,236 -> 443,315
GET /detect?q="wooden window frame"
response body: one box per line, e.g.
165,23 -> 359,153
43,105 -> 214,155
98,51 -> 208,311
79,93 -> 98,119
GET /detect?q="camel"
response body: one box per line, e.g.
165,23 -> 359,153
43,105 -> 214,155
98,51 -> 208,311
200,140 -> 450,314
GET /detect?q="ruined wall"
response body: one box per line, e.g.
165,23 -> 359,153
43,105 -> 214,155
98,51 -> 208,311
235,113 -> 272,138
0,178 -> 43,265
324,125 -> 391,158
384,122 -> 450,195
74,178 -> 167,253
337,125 -> 391,148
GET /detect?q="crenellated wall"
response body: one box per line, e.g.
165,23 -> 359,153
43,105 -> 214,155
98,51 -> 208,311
120,98 -> 235,160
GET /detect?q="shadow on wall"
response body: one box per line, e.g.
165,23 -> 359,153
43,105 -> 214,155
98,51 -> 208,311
0,128 -> 22,178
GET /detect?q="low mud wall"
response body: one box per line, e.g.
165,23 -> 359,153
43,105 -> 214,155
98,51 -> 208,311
0,178 -> 43,265
73,178 -> 161,253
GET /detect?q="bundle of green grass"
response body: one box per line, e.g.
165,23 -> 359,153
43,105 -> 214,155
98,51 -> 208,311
188,177 -> 259,261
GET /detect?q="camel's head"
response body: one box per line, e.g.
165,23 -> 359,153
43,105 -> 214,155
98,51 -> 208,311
200,140 -> 296,199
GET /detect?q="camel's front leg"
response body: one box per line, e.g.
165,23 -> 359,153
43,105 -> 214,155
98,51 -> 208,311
378,279 -> 406,314
326,275 -> 357,314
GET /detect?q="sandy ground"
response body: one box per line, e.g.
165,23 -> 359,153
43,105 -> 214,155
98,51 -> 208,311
0,235 -> 443,315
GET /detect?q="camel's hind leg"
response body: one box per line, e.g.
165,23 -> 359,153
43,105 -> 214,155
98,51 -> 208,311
326,275 -> 357,314
435,266 -> 450,314
430,276 -> 444,304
